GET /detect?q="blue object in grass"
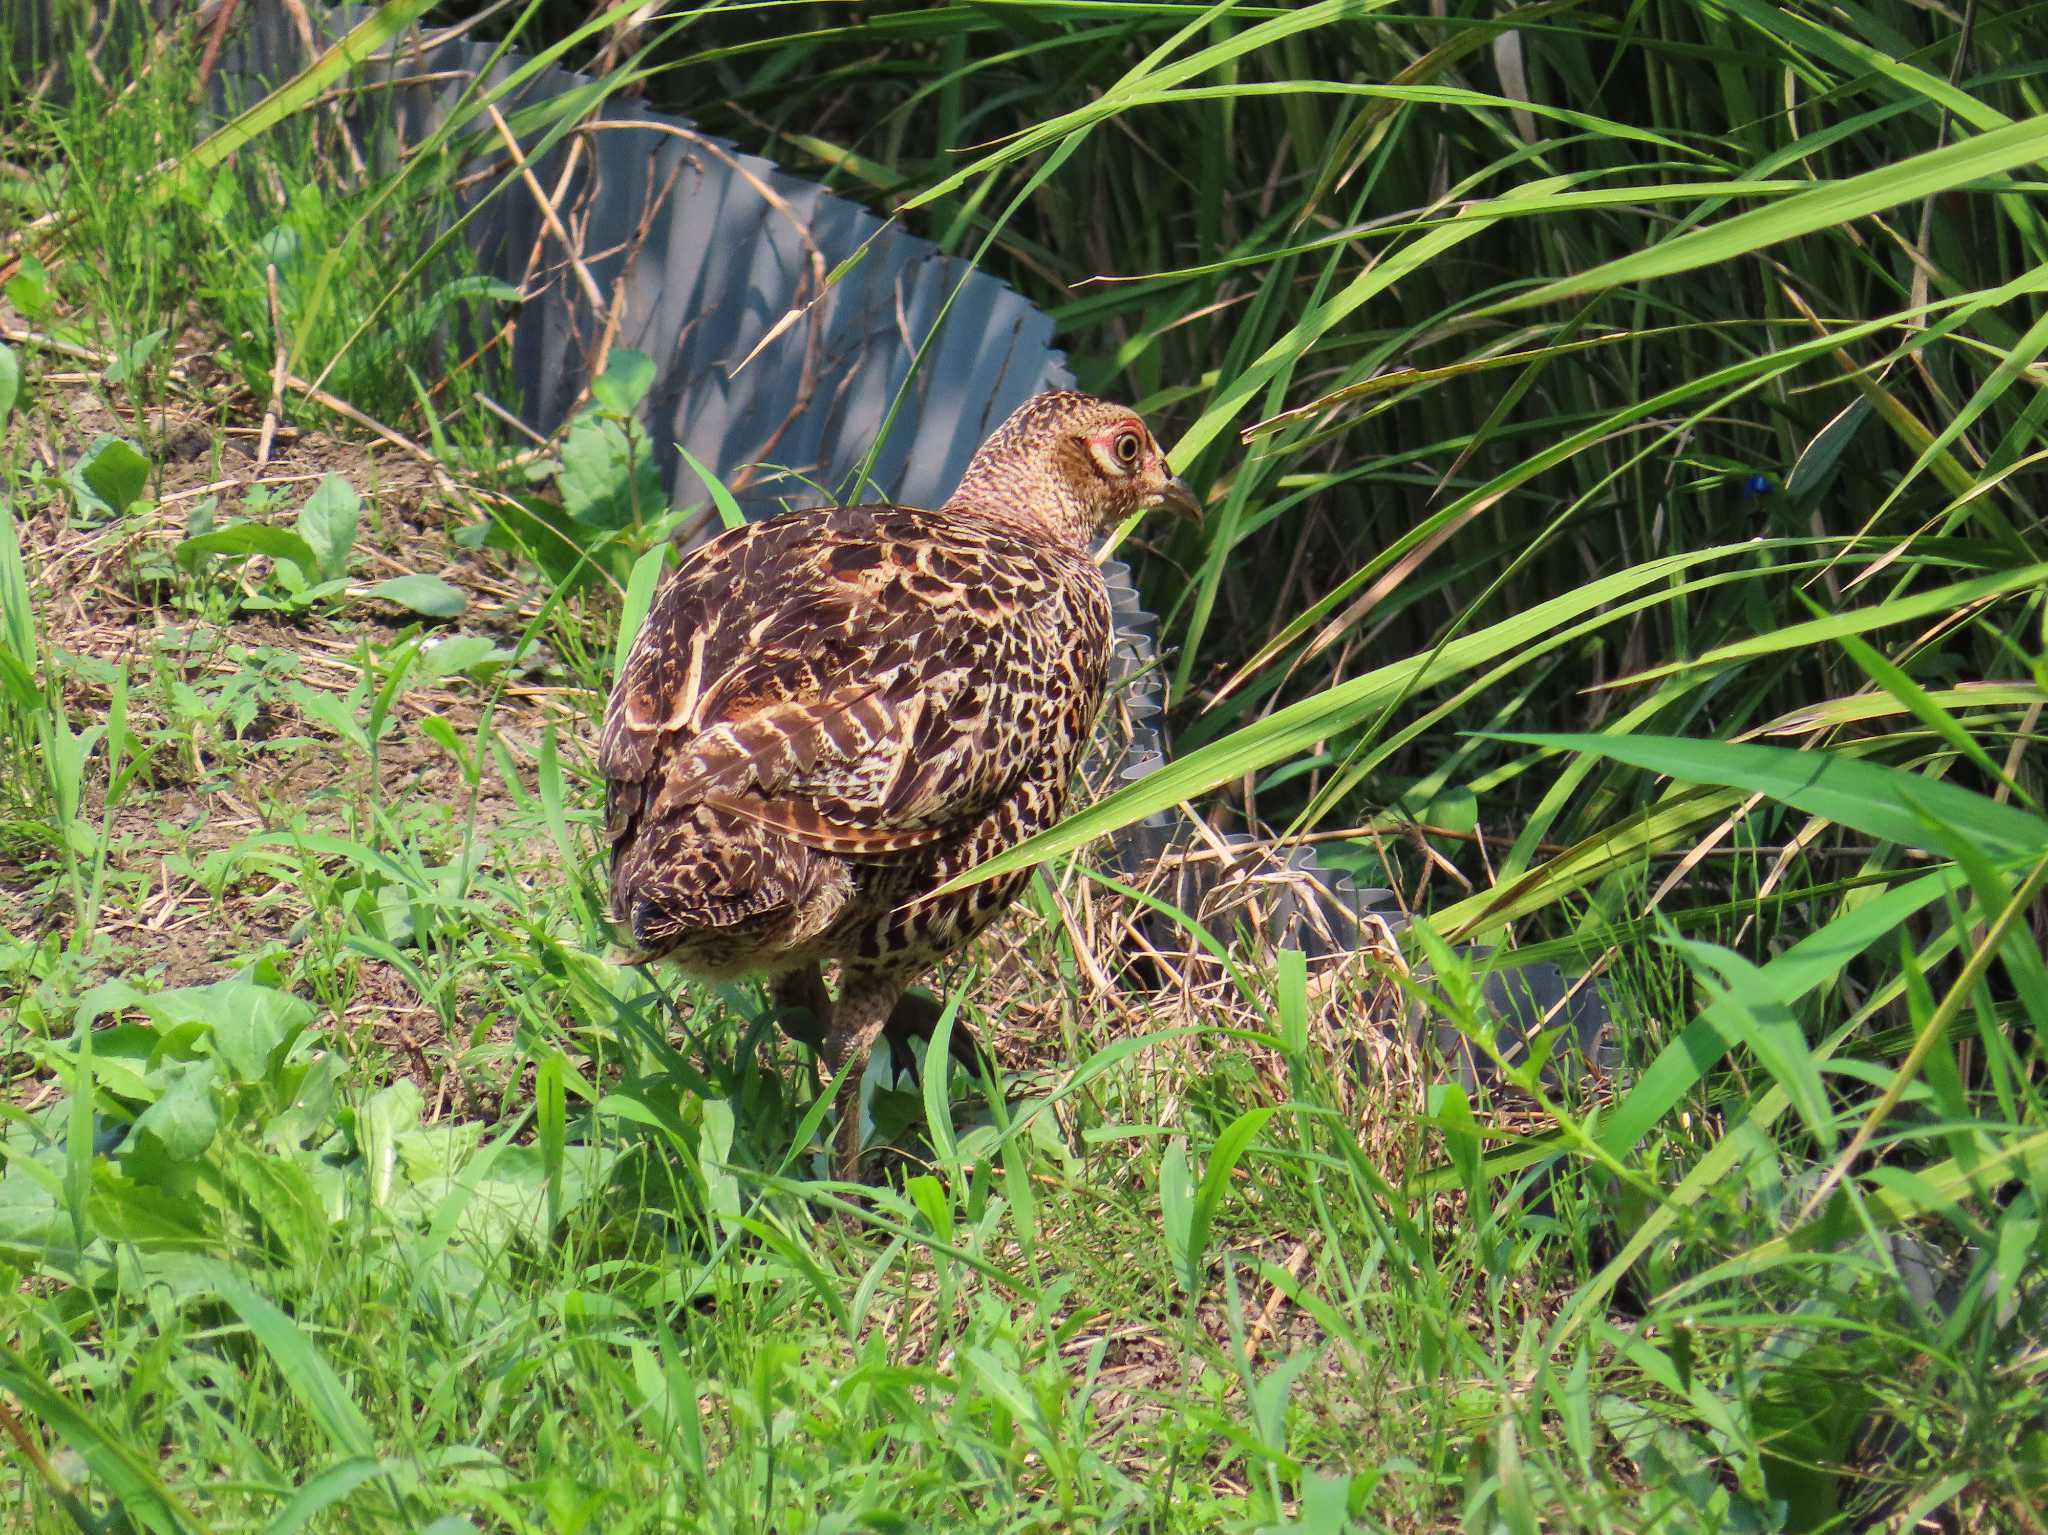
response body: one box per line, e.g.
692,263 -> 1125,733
1741,472 -> 1773,497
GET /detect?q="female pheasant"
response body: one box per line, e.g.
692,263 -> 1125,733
599,391 -> 1199,1179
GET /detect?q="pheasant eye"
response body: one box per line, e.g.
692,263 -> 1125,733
1113,430 -> 1141,466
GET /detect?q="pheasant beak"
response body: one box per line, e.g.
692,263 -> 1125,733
1154,472 -> 1203,524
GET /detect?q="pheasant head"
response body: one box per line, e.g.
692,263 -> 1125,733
943,391 -> 1201,550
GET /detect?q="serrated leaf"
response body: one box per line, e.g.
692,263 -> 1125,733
361,575 -> 466,618
589,347 -> 655,414
560,415 -> 660,530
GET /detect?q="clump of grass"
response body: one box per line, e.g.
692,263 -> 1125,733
1,8 -> 513,464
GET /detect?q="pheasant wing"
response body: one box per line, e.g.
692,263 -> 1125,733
601,506 -> 1103,858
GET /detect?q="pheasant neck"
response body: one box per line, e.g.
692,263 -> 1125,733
941,478 -> 1093,553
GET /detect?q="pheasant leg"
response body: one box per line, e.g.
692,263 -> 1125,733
821,975 -> 900,1183
881,989 -> 984,1078
770,962 -> 831,1050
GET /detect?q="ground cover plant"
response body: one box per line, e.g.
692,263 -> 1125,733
3,1 -> 2046,1530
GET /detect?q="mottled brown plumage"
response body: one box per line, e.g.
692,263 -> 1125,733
600,391 -> 1199,1179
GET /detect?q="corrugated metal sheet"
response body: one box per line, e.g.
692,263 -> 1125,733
233,9 -> 1068,518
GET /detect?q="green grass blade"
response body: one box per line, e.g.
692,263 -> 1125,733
204,1269 -> 378,1461
149,0 -> 439,207
1488,732 -> 2048,863
939,544 -> 1775,895
0,1344 -> 211,1535
1492,113 -> 2048,314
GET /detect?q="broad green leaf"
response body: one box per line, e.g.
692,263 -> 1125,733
66,1010 -> 94,1251
1160,1136 -> 1195,1297
963,1344 -> 1037,1426
104,326 -> 166,386
920,990 -> 966,1175
361,574 -> 467,618
536,1050 -> 565,1232
1275,947 -> 1308,1059
697,1098 -> 741,1223
560,414 -> 660,530
0,495 -> 34,673
72,434 -> 151,517
1190,1106 -> 1277,1281
135,979 -> 316,1084
359,1079 -> 425,1210
129,1061 -> 220,1165
220,1144 -> 332,1271
296,475 -> 361,584
4,254 -> 54,322
177,522 -> 321,577
906,1174 -> 954,1246
418,634 -> 501,680
1160,1107 -> 1278,1302
1428,1082 -> 1483,1196
289,685 -> 369,750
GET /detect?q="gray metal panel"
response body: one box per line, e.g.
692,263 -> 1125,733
227,10 -> 1068,515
